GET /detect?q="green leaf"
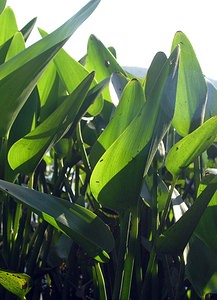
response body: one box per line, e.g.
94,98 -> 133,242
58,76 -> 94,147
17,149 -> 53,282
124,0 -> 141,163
0,0 -> 100,136
0,7 -> 18,45
194,175 -> 217,255
0,269 -> 32,300
156,176 -> 217,254
8,72 -> 94,174
39,28 -> 104,116
90,47 -> 180,210
0,0 -> 6,14
165,116 -> 217,177
204,79 -> 217,121
20,17 -> 37,42
0,180 -> 114,262
86,34 -> 127,103
90,78 -> 145,167
5,32 -> 25,61
186,235 -> 217,298
171,31 -> 207,136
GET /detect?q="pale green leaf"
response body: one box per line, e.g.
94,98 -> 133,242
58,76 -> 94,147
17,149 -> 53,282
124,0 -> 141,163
171,31 -> 207,136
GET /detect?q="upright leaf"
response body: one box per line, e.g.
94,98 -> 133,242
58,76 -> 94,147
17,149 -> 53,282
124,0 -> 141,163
0,7 -> 18,45
90,79 -> 145,167
171,31 -> 207,136
86,34 -> 127,103
90,47 -> 180,210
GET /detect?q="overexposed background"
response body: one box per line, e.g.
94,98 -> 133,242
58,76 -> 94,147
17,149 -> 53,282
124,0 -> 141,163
6,0 -> 217,79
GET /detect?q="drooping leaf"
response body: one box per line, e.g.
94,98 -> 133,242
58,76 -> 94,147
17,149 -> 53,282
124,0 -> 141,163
0,268 -> 32,300
90,47 -> 180,211
156,176 -> 217,254
165,116 -> 217,177
171,31 -> 207,136
0,180 -> 114,262
8,72 -> 94,174
0,0 -> 100,136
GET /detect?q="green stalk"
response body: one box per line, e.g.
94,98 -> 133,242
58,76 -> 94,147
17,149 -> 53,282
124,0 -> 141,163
112,210 -> 131,300
119,207 -> 139,300
158,177 -> 177,234
140,247 -> 157,300
26,221 -> 48,276
93,262 -> 107,300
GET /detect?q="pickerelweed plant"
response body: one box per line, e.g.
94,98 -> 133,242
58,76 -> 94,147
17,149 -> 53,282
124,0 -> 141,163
0,0 -> 217,299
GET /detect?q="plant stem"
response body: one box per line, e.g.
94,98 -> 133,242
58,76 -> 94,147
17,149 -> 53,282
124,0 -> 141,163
119,207 -> 139,300
159,177 -> 177,234
112,210 -> 131,300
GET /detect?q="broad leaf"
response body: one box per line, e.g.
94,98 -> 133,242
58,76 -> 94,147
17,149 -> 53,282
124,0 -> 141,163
90,78 -> 145,167
171,31 -> 207,136
90,47 -> 180,210
0,180 -> 114,262
0,0 -> 100,136
165,116 -> 217,177
8,73 -> 94,174
86,34 -> 127,103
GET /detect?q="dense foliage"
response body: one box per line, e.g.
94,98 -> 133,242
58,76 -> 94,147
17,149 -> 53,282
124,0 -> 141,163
0,0 -> 217,299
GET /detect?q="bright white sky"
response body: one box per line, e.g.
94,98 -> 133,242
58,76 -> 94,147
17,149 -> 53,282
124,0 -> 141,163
6,0 -> 217,79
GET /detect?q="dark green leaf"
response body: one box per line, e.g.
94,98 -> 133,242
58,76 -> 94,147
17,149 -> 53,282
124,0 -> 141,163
0,180 -> 114,262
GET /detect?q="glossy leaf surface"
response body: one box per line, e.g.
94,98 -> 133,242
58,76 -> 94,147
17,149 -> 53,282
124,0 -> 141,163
90,47 -> 180,210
